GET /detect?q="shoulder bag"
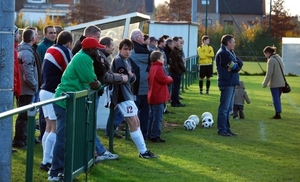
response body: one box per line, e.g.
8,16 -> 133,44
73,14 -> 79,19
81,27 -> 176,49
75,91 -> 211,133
274,57 -> 291,93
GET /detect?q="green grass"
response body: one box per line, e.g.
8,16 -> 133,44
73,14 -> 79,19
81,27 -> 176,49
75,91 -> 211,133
11,74 -> 300,182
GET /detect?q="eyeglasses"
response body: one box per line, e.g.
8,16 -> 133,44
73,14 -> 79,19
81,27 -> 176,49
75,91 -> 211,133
49,32 -> 56,34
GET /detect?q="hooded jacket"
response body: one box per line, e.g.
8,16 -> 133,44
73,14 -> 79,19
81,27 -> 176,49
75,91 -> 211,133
18,42 -> 38,95
234,81 -> 251,105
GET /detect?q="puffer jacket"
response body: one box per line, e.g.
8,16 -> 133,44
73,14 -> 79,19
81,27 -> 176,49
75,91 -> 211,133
17,42 -> 38,95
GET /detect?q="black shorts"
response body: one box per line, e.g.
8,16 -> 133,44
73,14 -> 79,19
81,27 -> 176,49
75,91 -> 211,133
199,65 -> 212,78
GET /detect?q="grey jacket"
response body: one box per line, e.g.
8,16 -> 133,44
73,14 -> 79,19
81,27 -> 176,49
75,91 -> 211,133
110,54 -> 136,104
130,49 -> 149,95
234,81 -> 250,105
18,42 -> 38,95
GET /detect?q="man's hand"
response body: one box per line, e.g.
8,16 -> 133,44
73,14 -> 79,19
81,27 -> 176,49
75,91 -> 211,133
121,74 -> 128,83
89,79 -> 101,90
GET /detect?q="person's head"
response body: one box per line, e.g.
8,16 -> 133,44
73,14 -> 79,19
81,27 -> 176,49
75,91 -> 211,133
14,25 -> 20,43
150,36 -> 158,47
55,25 -> 63,35
179,37 -> 184,45
130,29 -> 144,44
263,46 -> 276,58
221,34 -> 235,51
162,35 -> 169,40
43,25 -> 56,42
157,37 -> 165,48
150,51 -> 163,64
166,38 -> 174,50
202,35 -> 210,45
119,39 -> 134,59
81,37 -> 105,59
173,36 -> 182,49
56,31 -> 73,49
143,34 -> 150,45
22,29 -> 35,44
83,25 -> 101,41
100,36 -> 114,55
24,26 -> 39,44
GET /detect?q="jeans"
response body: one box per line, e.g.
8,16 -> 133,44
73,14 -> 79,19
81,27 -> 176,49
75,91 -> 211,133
217,86 -> 235,134
50,104 -> 66,177
95,134 -> 106,155
147,103 -> 164,139
13,95 -> 33,145
170,72 -> 182,105
270,87 -> 282,113
136,95 -> 149,139
105,107 -> 124,136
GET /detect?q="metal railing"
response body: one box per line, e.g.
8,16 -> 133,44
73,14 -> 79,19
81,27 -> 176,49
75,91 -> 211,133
0,89 -> 97,182
181,55 -> 198,92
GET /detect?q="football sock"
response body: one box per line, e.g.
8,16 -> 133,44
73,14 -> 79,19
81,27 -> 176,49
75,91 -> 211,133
42,132 -> 56,164
130,128 -> 147,154
206,80 -> 210,91
199,80 -> 203,91
42,131 -> 49,150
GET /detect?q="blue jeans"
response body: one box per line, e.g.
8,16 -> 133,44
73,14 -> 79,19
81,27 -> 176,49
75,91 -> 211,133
147,103 -> 164,139
170,72 -> 182,105
50,104 -> 66,177
136,95 -> 149,139
95,134 -> 106,155
270,87 -> 282,113
217,86 -> 235,134
105,107 -> 124,136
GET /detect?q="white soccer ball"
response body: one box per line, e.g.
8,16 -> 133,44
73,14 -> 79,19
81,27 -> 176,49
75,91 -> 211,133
202,116 -> 214,128
183,119 -> 197,130
201,112 -> 213,120
188,115 -> 200,125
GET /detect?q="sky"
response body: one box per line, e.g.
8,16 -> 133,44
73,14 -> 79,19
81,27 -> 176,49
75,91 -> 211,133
154,0 -> 299,16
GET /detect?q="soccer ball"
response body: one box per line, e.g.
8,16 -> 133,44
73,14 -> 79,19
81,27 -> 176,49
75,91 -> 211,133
201,112 -> 213,120
183,119 -> 197,130
188,115 -> 200,125
202,116 -> 214,128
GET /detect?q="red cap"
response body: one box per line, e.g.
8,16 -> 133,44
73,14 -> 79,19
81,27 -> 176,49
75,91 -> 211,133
81,37 -> 105,49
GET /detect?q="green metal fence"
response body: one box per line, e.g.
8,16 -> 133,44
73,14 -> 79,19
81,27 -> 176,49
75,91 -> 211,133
0,89 -> 97,182
181,55 -> 199,92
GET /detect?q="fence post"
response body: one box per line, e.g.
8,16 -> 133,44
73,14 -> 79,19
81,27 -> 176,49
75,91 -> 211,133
25,107 -> 37,182
108,104 -> 114,152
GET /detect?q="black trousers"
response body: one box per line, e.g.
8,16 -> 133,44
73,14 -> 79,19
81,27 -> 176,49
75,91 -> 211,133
13,95 -> 33,145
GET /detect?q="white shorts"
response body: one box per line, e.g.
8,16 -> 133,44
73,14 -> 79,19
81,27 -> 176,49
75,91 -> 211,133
39,89 -> 57,120
117,100 -> 138,117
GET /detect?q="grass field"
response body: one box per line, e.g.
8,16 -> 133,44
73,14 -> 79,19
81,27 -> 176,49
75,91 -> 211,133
11,74 -> 300,182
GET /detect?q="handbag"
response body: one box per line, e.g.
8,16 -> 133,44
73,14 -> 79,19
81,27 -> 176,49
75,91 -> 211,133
274,57 -> 291,93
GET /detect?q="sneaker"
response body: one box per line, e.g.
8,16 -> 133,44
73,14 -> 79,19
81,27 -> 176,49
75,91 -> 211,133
48,176 -> 59,181
40,162 -> 51,171
149,137 -> 166,143
95,150 -> 119,163
139,150 -> 158,159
